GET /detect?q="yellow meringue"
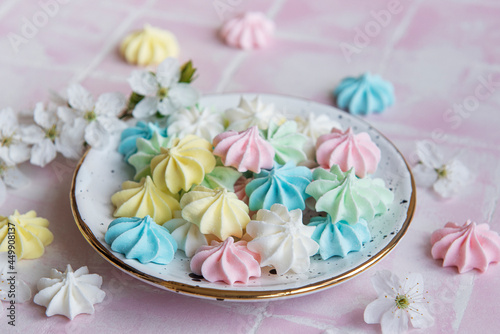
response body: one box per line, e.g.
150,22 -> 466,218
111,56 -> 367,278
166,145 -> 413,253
180,186 -> 250,240
151,135 -> 216,193
0,210 -> 54,260
111,176 -> 180,224
120,24 -> 180,66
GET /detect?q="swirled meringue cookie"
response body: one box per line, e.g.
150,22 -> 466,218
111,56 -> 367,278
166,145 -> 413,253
151,135 -> 216,193
190,237 -> 261,284
200,166 -> 241,191
233,176 -> 252,204
213,126 -> 275,173
310,216 -> 371,259
316,127 -> 380,178
220,12 -> 275,50
306,165 -> 393,225
246,161 -> 312,211
180,186 -> 250,240
0,210 -> 53,260
431,220 -> 500,273
247,204 -> 318,275
162,212 -> 209,258
295,114 -> 342,143
105,216 -> 177,264
120,24 -> 179,66
334,72 -> 395,115
261,121 -> 308,165
111,176 -> 180,224
34,265 -> 106,320
119,121 -> 167,161
128,131 -> 175,181
225,96 -> 279,131
167,106 -> 224,141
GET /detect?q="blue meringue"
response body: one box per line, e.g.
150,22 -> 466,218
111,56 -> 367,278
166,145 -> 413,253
105,216 -> 177,264
246,161 -> 312,211
118,121 -> 168,160
309,215 -> 371,259
334,72 -> 394,115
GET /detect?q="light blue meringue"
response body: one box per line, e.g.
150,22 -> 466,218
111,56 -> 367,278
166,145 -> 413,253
105,216 -> 177,264
310,215 -> 371,260
118,121 -> 168,160
246,161 -> 313,211
334,72 -> 394,115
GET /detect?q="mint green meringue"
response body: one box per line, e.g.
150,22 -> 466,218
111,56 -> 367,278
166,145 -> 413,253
261,121 -> 308,165
200,166 -> 241,191
305,165 -> 393,224
128,131 -> 175,181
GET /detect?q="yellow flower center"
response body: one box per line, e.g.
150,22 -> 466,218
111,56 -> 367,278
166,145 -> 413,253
45,124 -> 58,141
1,136 -> 13,147
157,87 -> 169,99
84,110 -> 97,122
436,166 -> 448,178
395,295 -> 410,309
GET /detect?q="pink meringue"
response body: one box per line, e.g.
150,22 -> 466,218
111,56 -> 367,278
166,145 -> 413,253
190,237 -> 261,285
316,127 -> 380,178
431,220 -> 500,273
220,12 -> 275,50
233,176 -> 251,204
213,126 -> 275,173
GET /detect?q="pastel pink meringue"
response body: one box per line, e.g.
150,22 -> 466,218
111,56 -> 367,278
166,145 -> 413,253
220,12 -> 275,50
315,127 -> 380,178
190,237 -> 261,285
233,176 -> 251,204
213,126 -> 275,173
431,220 -> 500,273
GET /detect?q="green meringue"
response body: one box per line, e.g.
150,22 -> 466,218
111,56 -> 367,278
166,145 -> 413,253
305,165 -> 393,224
261,121 -> 308,165
128,131 -> 175,181
200,166 -> 241,191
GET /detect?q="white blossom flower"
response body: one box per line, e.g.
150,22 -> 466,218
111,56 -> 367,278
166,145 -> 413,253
364,270 -> 434,334
0,158 -> 30,206
58,84 -> 126,149
0,108 -> 31,166
20,103 -> 82,167
0,252 -> 31,313
128,57 -> 199,119
412,141 -> 470,198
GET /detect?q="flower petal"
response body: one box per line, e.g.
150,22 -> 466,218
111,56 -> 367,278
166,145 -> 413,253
95,92 -> 127,117
6,143 -> 31,165
0,107 -> 18,132
2,166 -> 30,189
84,121 -> 109,148
168,83 -> 200,109
155,57 -> 181,88
364,298 -> 395,324
67,83 -> 94,111
409,305 -> 434,329
0,179 -> 6,206
16,280 -> 32,303
33,102 -> 57,129
132,96 -> 159,119
412,164 -> 438,188
96,116 -> 126,133
57,106 -> 78,124
433,178 -> 456,198
447,159 -> 470,183
56,119 -> 86,159
30,139 -> 57,167
381,308 -> 408,334
128,70 -> 158,96
416,141 -> 443,168
371,270 -> 400,297
20,125 -> 45,144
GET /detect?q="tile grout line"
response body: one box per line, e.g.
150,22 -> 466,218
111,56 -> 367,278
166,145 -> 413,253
247,302 -> 270,334
377,0 -> 424,75
69,0 -> 157,84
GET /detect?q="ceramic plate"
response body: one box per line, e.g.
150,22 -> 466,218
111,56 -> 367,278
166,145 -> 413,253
71,93 -> 415,301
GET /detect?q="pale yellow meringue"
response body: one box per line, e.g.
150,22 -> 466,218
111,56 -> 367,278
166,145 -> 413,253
111,176 -> 180,224
180,186 -> 250,240
0,210 -> 54,260
120,24 -> 180,66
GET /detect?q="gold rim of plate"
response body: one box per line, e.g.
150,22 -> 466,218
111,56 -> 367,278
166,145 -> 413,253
70,121 -> 416,302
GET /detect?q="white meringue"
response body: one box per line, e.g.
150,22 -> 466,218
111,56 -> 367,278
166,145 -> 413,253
167,106 -> 224,141
225,96 -> 281,131
246,204 -> 319,275
34,265 -> 106,320
294,113 -> 342,142
220,12 -> 275,50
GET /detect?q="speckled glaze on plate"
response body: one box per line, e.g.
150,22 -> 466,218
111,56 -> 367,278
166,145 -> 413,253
70,93 -> 415,301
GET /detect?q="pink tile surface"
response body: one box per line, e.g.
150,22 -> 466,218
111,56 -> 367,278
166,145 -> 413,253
1,0 -> 500,333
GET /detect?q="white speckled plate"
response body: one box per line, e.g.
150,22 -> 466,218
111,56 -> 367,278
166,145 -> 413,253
71,93 -> 415,301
